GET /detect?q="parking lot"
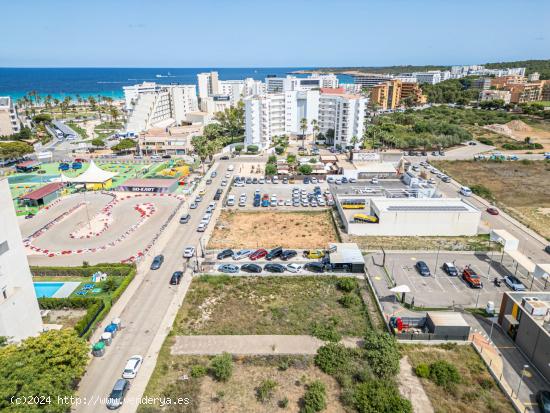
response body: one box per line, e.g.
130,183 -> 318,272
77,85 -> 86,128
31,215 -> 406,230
367,251 -> 547,309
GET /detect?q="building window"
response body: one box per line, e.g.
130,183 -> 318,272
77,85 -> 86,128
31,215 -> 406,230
0,241 -> 9,256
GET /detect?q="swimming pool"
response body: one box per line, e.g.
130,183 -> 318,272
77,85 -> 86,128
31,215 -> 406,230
8,174 -> 60,184
33,282 -> 80,298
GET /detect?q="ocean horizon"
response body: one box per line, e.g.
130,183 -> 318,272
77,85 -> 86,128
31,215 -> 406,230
0,67 -> 354,101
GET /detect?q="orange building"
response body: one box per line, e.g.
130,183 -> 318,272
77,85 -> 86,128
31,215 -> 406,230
370,80 -> 426,109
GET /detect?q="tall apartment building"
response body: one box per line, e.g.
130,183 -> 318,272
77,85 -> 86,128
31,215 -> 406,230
370,80 -> 402,110
0,96 -> 20,136
471,78 -> 492,90
0,178 -> 43,342
353,73 -> 394,89
124,83 -> 198,134
197,71 -> 220,99
414,71 -> 442,85
265,74 -> 339,93
244,88 -> 367,149
490,76 -> 544,104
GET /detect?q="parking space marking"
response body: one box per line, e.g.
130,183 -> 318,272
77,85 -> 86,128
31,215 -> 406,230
431,276 -> 447,292
442,276 -> 460,292
400,265 -> 417,293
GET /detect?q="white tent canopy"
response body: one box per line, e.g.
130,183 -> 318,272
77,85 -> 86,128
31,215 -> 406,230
60,160 -> 117,184
390,285 -> 411,293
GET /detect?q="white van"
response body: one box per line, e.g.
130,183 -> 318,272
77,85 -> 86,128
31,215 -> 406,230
227,164 -> 234,171
460,186 -> 472,196
227,195 -> 236,206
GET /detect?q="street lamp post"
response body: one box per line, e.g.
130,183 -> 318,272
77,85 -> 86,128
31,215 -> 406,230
514,365 -> 529,399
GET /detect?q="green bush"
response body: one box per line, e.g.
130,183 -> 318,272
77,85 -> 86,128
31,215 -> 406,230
314,343 -> 350,375
31,264 -> 133,278
470,184 -> 494,200
275,146 -> 285,155
477,137 -> 494,146
338,294 -> 360,308
279,397 -> 289,408
363,331 -> 400,379
414,363 -> 430,378
267,155 -> 277,164
311,322 -> 341,342
110,267 -> 136,303
234,144 -> 244,153
190,365 -> 207,378
247,145 -> 258,153
336,278 -> 357,292
38,296 -> 99,309
429,360 -> 461,388
298,164 -> 313,175
352,379 -> 413,413
265,164 -> 277,176
210,352 -> 233,382
301,380 -> 326,413
256,379 -> 278,403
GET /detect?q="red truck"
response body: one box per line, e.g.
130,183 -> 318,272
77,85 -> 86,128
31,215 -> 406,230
462,266 -> 483,289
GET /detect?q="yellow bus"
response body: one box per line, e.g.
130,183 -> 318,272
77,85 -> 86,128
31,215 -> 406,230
353,214 -> 378,223
341,199 -> 365,209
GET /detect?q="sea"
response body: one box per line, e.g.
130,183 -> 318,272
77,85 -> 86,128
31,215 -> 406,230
0,68 -> 354,101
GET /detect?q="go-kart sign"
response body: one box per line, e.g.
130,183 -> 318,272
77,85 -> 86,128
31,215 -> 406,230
129,186 -> 160,193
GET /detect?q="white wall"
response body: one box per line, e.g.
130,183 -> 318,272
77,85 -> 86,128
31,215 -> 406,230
0,179 -> 43,342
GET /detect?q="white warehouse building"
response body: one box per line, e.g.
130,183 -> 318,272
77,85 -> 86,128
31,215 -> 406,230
0,178 -> 43,342
336,196 -> 481,237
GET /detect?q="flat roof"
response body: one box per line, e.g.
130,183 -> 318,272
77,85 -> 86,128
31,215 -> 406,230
52,120 -> 77,136
120,178 -> 178,188
328,242 -> 364,264
20,182 -> 64,200
427,312 -> 469,327
348,162 -> 397,173
372,198 -> 479,213
16,160 -> 41,168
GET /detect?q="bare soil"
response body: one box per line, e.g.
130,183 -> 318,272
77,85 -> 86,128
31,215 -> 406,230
208,211 -> 338,250
42,309 -> 87,328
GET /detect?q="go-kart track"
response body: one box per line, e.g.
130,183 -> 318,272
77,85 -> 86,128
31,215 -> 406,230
19,191 -> 184,266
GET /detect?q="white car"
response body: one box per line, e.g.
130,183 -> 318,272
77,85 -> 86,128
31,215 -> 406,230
232,249 -> 253,260
183,246 -> 195,258
227,164 -> 234,171
208,202 -> 217,210
277,199 -> 284,206
197,223 -> 207,232
259,178 -> 265,184
460,186 -> 472,196
286,263 -> 302,273
225,173 -> 231,178
221,180 -> 227,187
284,200 -> 292,206
122,355 -> 143,379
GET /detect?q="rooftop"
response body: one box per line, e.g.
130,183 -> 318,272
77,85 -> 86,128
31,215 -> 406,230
372,198 -> 479,213
328,242 -> 364,264
20,182 -> 64,201
141,124 -> 203,138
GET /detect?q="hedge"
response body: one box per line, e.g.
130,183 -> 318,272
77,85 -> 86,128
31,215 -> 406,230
31,264 -> 133,278
38,297 -> 100,310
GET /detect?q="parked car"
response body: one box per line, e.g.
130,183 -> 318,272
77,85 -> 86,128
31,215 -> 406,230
217,249 -> 233,259
122,355 -> 143,379
183,246 -> 195,258
195,195 -> 202,203
150,255 -> 164,270
264,263 -> 286,273
303,249 -> 325,259
546,245 -> 550,254
462,266 -> 483,288
250,249 -> 268,260
197,222 -> 206,232
304,262 -> 325,273
106,379 -> 130,410
241,263 -> 262,273
459,186 -> 472,196
211,171 -> 217,178
504,275 -> 526,291
286,263 -> 302,273
190,202 -> 198,209
266,246 -> 283,260
415,261 -> 431,277
536,390 -> 550,413
179,214 -> 191,224
170,271 -> 183,285
218,263 -> 239,273
442,262 -> 458,277
486,207 -> 499,215
232,249 -> 254,260
280,250 -> 297,261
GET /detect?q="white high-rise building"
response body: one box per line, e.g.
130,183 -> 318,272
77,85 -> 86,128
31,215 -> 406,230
0,96 -> 20,136
414,71 -> 442,85
0,178 -> 43,342
244,88 -> 368,150
124,83 -> 198,134
197,71 -> 220,99
265,74 -> 339,93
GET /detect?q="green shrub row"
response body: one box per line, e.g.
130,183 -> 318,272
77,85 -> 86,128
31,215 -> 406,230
38,296 -> 100,309
31,263 -> 133,278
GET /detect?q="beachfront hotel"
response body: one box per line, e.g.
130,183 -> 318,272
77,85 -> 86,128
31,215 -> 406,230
0,178 -> 43,342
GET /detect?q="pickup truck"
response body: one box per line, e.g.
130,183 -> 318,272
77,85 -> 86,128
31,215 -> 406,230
462,266 -> 483,288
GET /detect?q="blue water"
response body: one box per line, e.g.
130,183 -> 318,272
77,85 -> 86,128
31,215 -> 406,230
8,174 -> 59,184
0,68 -> 354,101
34,282 -> 64,298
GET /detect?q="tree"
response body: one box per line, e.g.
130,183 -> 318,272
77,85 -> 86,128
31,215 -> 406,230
363,331 -> 401,379
311,119 -> 319,143
298,164 -> 312,175
91,138 -> 105,148
210,352 -> 233,381
0,330 -> 89,413
314,343 -> 351,375
265,164 -> 277,176
352,379 -> 413,413
256,379 -> 278,403
301,380 -> 327,413
0,141 -> 34,160
112,138 -> 137,153
213,101 -> 245,143
300,118 -> 308,150
109,107 -> 119,123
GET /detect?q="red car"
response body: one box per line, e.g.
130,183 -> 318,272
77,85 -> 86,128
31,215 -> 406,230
462,266 -> 483,288
249,249 -> 268,261
486,207 -> 499,215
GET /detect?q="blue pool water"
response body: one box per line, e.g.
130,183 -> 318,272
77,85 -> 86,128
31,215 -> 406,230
34,282 -> 64,298
8,174 -> 59,184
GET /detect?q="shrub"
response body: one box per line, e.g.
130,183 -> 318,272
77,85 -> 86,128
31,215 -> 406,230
338,294 -> 360,308
301,380 -> 326,413
352,379 -> 413,413
256,379 -> 278,403
414,363 -> 430,378
311,322 -> 341,342
210,352 -> 233,381
190,365 -> 207,378
470,184 -> 493,200
477,137 -> 494,146
336,278 -> 357,292
247,145 -> 258,153
268,155 -> 277,164
363,331 -> 400,379
314,343 -> 350,375
234,144 -> 244,153
275,146 -> 285,155
298,164 -> 313,175
279,397 -> 289,408
429,360 -> 461,388
265,164 -> 277,176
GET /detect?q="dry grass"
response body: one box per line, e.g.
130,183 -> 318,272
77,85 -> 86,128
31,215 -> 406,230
403,344 -> 514,413
349,234 -> 498,251
434,160 -> 550,239
42,309 -> 87,329
173,276 -> 369,336
208,210 -> 338,250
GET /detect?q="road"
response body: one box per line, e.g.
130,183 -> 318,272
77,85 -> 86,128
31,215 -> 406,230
75,159 -> 234,412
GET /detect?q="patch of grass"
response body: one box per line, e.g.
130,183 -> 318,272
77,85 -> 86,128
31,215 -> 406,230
173,276 -> 370,336
350,234 -> 500,252
403,344 -> 514,413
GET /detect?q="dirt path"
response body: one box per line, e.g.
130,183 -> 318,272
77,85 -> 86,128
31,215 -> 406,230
398,356 -> 434,413
171,335 -> 362,355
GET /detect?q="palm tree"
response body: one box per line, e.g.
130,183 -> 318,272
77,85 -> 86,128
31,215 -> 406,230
110,107 -> 119,123
311,119 -> 319,145
299,117 -> 308,150
350,135 -> 359,150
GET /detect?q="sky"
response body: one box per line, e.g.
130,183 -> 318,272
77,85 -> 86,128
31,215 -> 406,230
2,0 -> 550,68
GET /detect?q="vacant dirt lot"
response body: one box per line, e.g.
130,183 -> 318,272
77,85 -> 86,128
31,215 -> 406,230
208,210 -> 338,249
174,276 -> 370,336
403,344 -> 514,413
349,234 -> 498,251
434,160 -> 550,239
